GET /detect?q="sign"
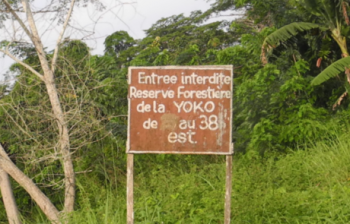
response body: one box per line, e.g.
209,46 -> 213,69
127,66 -> 233,154
126,66 -> 234,223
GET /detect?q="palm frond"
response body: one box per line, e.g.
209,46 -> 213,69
262,22 -> 321,48
311,56 -> 350,85
261,22 -> 321,64
302,0 -> 341,28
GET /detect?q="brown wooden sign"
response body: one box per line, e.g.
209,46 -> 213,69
127,65 -> 233,155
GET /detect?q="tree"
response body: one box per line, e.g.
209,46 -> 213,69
198,0 -> 335,153
0,0 -> 132,222
261,0 -> 350,108
0,160 -> 21,224
208,0 -> 301,28
0,1 -> 77,218
104,30 -> 136,68
109,11 -> 237,67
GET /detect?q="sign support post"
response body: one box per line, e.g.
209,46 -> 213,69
127,153 -> 134,224
224,144 -> 234,223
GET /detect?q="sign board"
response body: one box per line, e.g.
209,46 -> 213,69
127,66 -> 233,155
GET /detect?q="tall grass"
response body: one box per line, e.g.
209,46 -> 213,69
22,132 -> 350,223
231,134 -> 350,223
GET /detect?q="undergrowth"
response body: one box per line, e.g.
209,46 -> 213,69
17,132 -> 350,223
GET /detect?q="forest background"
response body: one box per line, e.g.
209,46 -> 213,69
2,0 -> 350,223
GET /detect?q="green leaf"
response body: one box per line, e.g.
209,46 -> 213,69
262,22 -> 322,49
311,56 -> 350,85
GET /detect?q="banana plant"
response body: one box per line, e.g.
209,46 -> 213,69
261,0 -> 350,108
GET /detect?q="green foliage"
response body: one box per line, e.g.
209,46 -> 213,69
235,55 -> 331,153
262,22 -> 322,54
312,56 -> 350,85
231,132 -> 350,223
260,0 -> 350,108
104,31 -> 135,57
103,11 -> 237,68
210,0 -> 302,27
175,44 -> 200,65
298,0 -> 344,27
20,128 -> 350,223
0,39 -> 129,215
104,31 -> 136,68
152,49 -> 170,66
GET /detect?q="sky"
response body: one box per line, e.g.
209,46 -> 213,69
0,0 -> 218,82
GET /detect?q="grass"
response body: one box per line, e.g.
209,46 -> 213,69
7,133 -> 350,223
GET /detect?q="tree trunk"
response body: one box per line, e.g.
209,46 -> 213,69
44,74 -> 75,213
1,0 -> 78,219
21,0 -> 76,212
0,168 -> 22,224
331,29 -> 350,84
331,29 -> 349,57
0,144 -> 60,223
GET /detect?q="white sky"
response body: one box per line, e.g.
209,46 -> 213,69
0,0 -> 218,82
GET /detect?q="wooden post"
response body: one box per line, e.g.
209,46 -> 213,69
127,153 -> 134,224
224,154 -> 233,224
